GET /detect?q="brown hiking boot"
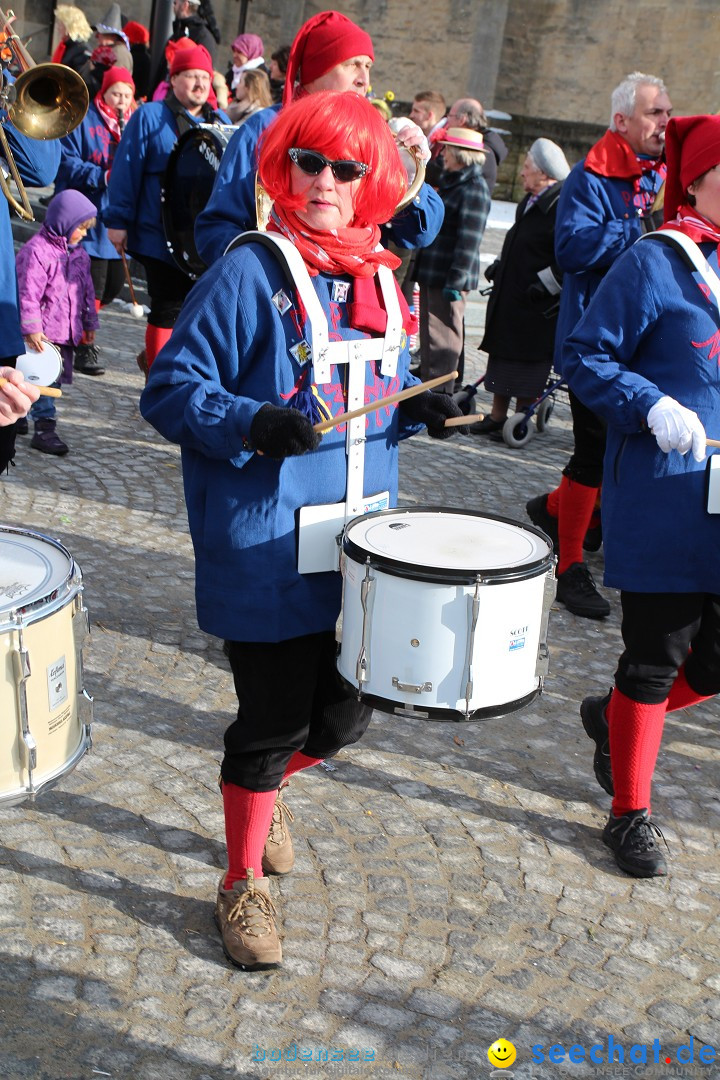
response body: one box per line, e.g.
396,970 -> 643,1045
262,782 -> 295,875
215,869 -> 282,970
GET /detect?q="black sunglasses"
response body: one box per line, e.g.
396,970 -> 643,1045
288,148 -> 370,183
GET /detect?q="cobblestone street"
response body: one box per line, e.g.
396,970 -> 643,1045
1,211 -> 719,1080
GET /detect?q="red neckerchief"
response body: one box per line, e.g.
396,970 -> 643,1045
94,92 -> 137,142
267,205 -> 417,336
584,129 -> 665,195
659,204 -> 720,250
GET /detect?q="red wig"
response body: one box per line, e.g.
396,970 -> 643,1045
258,92 -> 407,228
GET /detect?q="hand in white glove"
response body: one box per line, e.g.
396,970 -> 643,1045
390,119 -> 431,164
647,395 -> 706,462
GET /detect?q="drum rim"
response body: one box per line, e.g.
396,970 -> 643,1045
337,673 -> 542,722
0,524 -> 82,625
342,505 -> 554,584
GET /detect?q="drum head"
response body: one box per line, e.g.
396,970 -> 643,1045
15,342 -> 62,386
162,124 -> 233,279
0,527 -> 74,618
343,507 -> 552,583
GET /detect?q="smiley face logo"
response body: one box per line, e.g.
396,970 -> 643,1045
487,1039 -> 517,1068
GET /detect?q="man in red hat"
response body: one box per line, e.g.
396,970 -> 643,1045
526,71 -> 671,620
561,113 -> 720,878
195,9 -> 444,267
104,44 -> 230,371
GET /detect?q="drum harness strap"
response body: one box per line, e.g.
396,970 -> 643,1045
638,228 -> 720,312
164,91 -> 220,137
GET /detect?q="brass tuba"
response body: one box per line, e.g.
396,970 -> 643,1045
0,7 -> 88,221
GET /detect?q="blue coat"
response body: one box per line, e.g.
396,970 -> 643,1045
140,240 -> 422,642
194,104 -> 446,266
0,120 -> 60,357
103,100 -> 229,266
562,237 -> 720,594
553,156 -> 664,372
56,101 -> 122,260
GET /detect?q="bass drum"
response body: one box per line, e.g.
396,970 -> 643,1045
161,124 -> 236,279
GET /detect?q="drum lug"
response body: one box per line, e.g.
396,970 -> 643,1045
72,592 -> 90,646
11,621 -> 37,786
72,594 -> 93,747
462,577 -> 483,718
534,565 -> 557,681
356,560 -> 374,684
392,677 -> 433,694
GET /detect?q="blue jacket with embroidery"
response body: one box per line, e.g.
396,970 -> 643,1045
562,236 -> 720,593
553,154 -> 664,372
56,101 -> 121,260
140,239 -> 422,641
194,103 -> 445,266
102,100 -> 229,265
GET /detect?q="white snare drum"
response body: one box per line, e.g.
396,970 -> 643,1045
15,341 -> 62,386
0,526 -> 93,804
337,508 -> 556,721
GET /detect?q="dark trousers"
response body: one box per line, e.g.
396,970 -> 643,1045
222,631 -> 372,791
419,285 -> 466,392
138,256 -> 194,328
562,389 -> 607,488
90,257 -> 126,307
616,591 -> 720,703
0,354 -> 17,472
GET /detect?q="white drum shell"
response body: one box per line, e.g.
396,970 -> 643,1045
337,509 -> 554,719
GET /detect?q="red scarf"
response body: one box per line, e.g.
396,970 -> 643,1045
94,92 -> 137,143
584,129 -> 665,197
659,204 -> 720,251
267,204 -> 417,335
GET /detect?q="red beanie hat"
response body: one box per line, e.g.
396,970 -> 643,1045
169,42 -> 213,78
663,115 -> 720,223
283,10 -> 374,106
124,20 -> 149,45
100,65 -> 135,97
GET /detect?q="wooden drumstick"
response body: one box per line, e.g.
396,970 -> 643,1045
121,251 -> 145,318
0,377 -> 61,397
313,371 -> 459,433
444,412 -> 485,427
707,439 -> 720,448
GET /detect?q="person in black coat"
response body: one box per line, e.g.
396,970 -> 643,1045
171,0 -> 219,62
473,138 -> 570,436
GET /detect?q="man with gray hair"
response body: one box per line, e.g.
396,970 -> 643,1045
171,0 -> 218,60
526,71 -> 671,621
444,97 -> 508,193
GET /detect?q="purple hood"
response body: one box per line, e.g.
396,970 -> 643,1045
44,189 -> 98,241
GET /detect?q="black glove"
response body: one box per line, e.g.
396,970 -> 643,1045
249,404 -> 322,459
484,259 -> 500,283
400,390 -> 468,440
526,280 -> 550,305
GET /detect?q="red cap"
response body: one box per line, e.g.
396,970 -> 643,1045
124,20 -> 149,45
664,115 -> 720,223
100,65 -> 135,97
283,10 -> 373,106
169,42 -> 213,78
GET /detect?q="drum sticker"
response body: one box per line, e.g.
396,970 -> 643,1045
271,289 -> 292,315
509,626 -> 528,652
332,280 -> 350,304
47,655 -> 69,712
363,493 -> 390,514
290,340 -> 313,366
0,579 -> 32,603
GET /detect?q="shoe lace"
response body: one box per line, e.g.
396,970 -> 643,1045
571,563 -> 600,595
226,881 -> 278,938
614,811 -> 669,854
267,783 -> 294,847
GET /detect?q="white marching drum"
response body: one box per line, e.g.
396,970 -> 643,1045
0,526 -> 93,804
337,508 -> 556,721
15,341 -> 62,386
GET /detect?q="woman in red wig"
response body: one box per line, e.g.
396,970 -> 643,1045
141,91 -> 464,970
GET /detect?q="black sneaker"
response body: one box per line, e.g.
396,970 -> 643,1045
74,343 -> 105,376
15,416 -> 28,435
525,493 -> 558,549
470,415 -> 505,436
602,809 -> 668,877
556,561 -> 610,618
580,691 -> 614,795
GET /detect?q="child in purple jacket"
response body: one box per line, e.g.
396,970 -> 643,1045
16,189 -> 99,455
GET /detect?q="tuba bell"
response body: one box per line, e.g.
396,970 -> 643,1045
0,7 -> 88,220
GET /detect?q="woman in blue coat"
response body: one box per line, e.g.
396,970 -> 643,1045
563,115 -> 720,880
140,91 -> 463,970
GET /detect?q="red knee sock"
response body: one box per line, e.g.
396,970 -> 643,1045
546,485 -> 560,517
608,688 -> 668,816
94,298 -> 102,313
557,475 -> 600,574
145,324 -> 173,368
222,782 -> 277,888
666,664 -> 714,712
283,751 -> 323,779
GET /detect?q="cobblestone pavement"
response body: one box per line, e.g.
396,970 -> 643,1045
1,212 -> 719,1080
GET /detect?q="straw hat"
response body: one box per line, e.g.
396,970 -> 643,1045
438,126 -> 486,152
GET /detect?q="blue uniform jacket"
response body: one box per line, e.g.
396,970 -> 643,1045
103,100 -> 229,266
553,157 -> 664,372
194,104 -> 445,266
140,240 -> 423,642
0,121 -> 60,357
56,102 -> 121,260
562,237 -> 720,594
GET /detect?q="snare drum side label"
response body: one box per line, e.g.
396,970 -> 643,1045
509,625 -> 528,652
47,655 -> 68,711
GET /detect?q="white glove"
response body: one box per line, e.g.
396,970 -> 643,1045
647,395 -> 706,462
390,118 -> 431,164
